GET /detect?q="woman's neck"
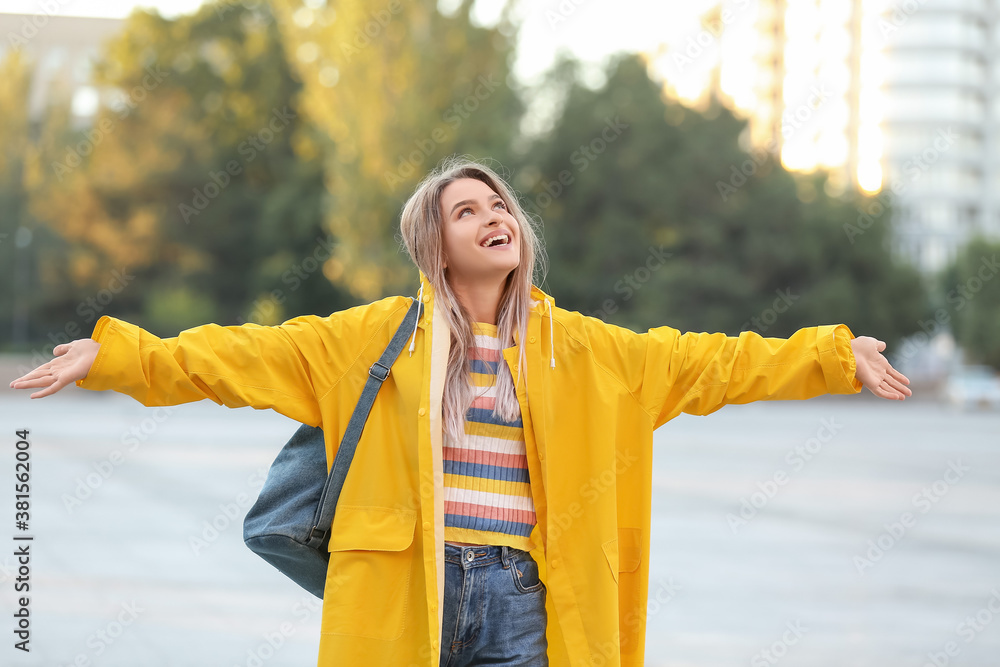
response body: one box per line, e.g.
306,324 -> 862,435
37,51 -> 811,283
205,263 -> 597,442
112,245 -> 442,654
449,278 -> 504,325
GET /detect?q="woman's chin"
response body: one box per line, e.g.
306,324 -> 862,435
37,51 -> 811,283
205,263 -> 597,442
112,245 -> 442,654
445,262 -> 520,287
475,252 -> 520,276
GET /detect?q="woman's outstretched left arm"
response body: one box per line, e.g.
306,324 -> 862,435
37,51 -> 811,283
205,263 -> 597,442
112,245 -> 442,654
628,323 -> 910,428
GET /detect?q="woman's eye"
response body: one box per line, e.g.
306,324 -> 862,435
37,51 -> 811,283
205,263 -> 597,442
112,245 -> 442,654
457,201 -> 504,217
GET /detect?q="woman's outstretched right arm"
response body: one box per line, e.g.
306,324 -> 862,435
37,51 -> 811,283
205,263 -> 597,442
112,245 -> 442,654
9,299 -> 410,425
8,314 -> 342,427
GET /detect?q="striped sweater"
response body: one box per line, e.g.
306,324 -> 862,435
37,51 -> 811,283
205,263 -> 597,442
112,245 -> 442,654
442,322 -> 537,551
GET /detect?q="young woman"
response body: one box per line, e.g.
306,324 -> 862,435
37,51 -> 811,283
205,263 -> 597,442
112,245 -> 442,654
11,157 -> 910,667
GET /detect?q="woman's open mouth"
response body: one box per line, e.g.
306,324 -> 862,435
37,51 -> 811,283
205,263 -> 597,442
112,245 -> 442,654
480,233 -> 511,248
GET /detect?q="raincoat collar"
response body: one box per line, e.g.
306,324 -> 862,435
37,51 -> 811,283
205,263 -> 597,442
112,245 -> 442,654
412,270 -> 556,368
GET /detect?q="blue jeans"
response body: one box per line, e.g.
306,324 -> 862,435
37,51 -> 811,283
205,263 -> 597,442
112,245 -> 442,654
439,543 -> 548,666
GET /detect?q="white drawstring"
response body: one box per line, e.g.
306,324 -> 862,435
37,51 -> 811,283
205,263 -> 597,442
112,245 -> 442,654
408,282 -> 423,356
546,297 -> 555,369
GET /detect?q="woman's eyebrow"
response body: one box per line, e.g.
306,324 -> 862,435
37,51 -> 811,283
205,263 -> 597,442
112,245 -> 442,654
449,194 -> 501,216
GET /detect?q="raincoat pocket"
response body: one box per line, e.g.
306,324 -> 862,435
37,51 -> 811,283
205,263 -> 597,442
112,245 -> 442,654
322,506 -> 418,641
602,527 -> 642,585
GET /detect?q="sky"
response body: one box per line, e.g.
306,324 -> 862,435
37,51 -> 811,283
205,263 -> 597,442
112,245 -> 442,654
0,0 -> 714,85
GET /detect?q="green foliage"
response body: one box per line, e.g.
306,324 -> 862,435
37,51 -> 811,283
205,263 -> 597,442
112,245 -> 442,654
0,51 -> 32,346
143,285 -> 218,333
2,4 -> 936,358
270,0 -> 523,298
518,55 -> 929,348
942,237 -> 1000,369
23,2 -> 351,339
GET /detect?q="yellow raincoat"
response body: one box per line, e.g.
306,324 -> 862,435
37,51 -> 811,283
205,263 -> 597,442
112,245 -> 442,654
78,270 -> 862,666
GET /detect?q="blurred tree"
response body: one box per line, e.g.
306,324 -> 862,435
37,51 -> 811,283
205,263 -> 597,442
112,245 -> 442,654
940,237 -> 1000,369
0,51 -> 35,347
0,52 -> 78,354
518,55 -> 929,348
269,0 -> 524,299
26,2 -> 347,337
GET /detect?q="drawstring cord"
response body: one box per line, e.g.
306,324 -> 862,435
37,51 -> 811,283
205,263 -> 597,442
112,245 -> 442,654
408,282 -> 423,356
546,297 -> 555,369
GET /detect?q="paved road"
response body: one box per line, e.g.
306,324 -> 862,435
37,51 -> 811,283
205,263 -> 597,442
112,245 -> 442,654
0,383 -> 997,666
646,396 -> 1000,667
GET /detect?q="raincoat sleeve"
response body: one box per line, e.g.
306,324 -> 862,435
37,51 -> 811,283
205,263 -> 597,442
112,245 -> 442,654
75,314 -> 345,427
638,323 -> 863,429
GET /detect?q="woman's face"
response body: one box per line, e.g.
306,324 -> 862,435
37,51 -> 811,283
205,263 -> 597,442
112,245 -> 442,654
438,177 -> 520,288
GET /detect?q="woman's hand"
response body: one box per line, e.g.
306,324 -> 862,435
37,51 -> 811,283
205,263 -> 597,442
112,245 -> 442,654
850,336 -> 911,400
9,339 -> 101,399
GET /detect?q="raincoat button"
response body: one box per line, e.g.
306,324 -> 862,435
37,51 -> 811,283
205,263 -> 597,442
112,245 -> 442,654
423,522 -> 431,531
418,408 -> 426,416
551,558 -> 559,569
529,336 -> 536,343
422,295 -> 430,303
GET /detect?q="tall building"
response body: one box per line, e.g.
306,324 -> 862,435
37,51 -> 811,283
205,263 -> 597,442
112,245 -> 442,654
652,0 -> 870,195
746,0 -> 869,195
880,0 -> 997,272
651,0 -> 1000,274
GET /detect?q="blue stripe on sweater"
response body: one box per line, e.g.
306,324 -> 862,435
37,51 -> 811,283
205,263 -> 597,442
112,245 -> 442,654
470,358 -> 501,375
445,513 -> 535,537
444,459 -> 531,484
464,406 -> 523,428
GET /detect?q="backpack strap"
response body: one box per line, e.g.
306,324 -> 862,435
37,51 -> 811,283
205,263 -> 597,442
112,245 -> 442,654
305,297 -> 424,549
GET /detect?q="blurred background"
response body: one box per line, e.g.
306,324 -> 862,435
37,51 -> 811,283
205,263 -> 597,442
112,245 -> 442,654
1,0 -> 999,665
3,0 -> 1000,386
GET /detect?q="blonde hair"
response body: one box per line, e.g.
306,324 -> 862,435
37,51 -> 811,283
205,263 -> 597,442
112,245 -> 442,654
399,157 -> 547,447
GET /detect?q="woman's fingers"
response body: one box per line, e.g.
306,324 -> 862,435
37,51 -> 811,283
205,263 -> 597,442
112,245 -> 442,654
883,374 -> 911,398
11,358 -> 63,384
10,372 -> 63,399
28,379 -> 68,399
10,375 -> 55,390
11,371 -> 73,399
888,367 -> 910,385
881,358 -> 911,399
872,383 -> 902,401
877,386 -> 902,400
10,366 -> 52,386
